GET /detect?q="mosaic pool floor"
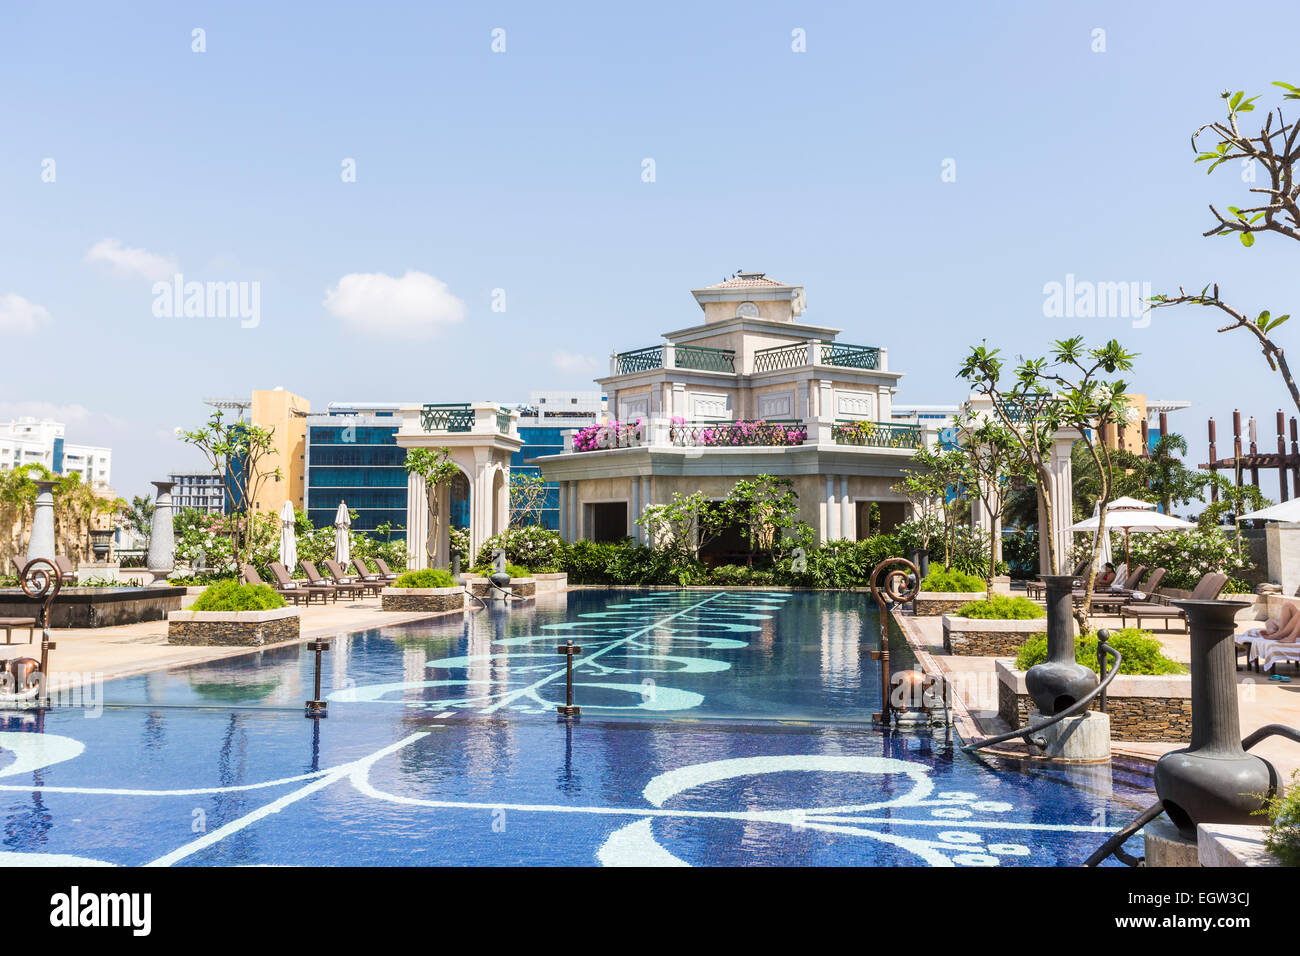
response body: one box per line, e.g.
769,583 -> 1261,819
0,590 -> 1152,866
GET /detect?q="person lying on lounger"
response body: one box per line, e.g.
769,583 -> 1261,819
1245,602 -> 1300,643
1095,563 -> 1117,589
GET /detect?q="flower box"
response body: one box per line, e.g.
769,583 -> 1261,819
995,659 -> 1192,742
167,607 -> 300,646
532,572 -> 568,593
913,591 -> 986,617
380,586 -> 466,612
941,614 -> 1047,656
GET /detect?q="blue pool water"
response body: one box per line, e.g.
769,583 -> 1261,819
0,589 -> 1151,866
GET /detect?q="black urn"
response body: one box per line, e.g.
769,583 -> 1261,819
1154,599 -> 1277,839
1023,575 -> 1098,715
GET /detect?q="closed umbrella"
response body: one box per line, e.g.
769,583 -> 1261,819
334,501 -> 351,565
279,501 -> 297,571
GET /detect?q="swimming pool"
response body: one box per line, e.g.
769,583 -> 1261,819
0,589 -> 1151,866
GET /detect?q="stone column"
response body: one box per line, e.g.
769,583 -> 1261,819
630,477 -> 641,543
1039,431 -> 1077,574
825,475 -> 837,541
570,483 -> 580,541
840,476 -> 852,541
558,481 -> 569,541
407,472 -> 427,570
26,479 -> 59,564
436,480 -> 451,569
146,480 -> 176,584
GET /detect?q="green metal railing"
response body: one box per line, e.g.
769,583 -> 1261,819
820,343 -> 881,369
832,420 -> 921,449
753,343 -> 808,372
674,345 -> 736,373
670,419 -> 807,447
752,341 -> 882,372
496,409 -> 512,433
420,403 -> 474,432
615,346 -> 664,374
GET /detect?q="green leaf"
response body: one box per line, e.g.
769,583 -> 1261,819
1241,232 -> 1255,247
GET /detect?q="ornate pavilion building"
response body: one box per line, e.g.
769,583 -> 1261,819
535,272 -> 939,547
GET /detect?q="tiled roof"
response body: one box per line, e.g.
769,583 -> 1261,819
704,272 -> 790,289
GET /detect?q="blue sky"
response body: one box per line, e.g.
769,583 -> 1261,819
3,0 -> 1299,499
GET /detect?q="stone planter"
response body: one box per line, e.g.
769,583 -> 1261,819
468,576 -> 536,598
995,659 -> 1192,742
380,586 -> 466,612
167,607 -> 300,646
942,614 -> 1047,656
533,572 -> 568,594
913,591 -> 985,617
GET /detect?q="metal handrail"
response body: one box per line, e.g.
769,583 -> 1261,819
420,403 -> 473,432
963,634 -> 1122,753
614,346 -> 664,374
674,345 -> 736,373
1082,723 -> 1300,867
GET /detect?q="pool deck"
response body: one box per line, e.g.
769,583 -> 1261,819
894,606 -> 1300,782
0,594 -> 468,687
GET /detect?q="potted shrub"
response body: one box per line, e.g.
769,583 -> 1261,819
995,629 -> 1191,741
914,567 -> 986,616
167,580 -> 299,646
381,568 -> 466,612
942,594 -> 1047,656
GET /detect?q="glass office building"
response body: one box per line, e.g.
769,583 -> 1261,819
306,394 -> 604,538
305,405 -> 408,536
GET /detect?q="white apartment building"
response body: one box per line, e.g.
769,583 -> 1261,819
0,417 -> 112,488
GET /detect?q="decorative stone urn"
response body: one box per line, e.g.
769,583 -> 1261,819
1023,574 -> 1097,715
146,480 -> 176,585
1154,599 -> 1277,839
26,480 -> 59,563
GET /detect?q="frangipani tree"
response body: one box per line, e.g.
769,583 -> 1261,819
956,412 -> 1025,593
639,491 -> 727,561
179,410 -> 282,565
893,446 -> 970,569
404,446 -> 461,568
959,336 -> 1136,625
1150,83 -> 1300,414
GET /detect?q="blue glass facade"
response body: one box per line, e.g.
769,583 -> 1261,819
306,419 -> 408,535
514,424 -> 567,530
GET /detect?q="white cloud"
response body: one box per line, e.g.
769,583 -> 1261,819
552,349 -> 600,374
0,294 -> 53,334
322,270 -> 466,337
85,238 -> 179,281
0,401 -> 126,430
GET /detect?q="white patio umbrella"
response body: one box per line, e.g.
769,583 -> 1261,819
278,501 -> 297,571
1107,495 -> 1157,511
334,501 -> 351,565
1068,509 -> 1196,570
1240,498 -> 1300,523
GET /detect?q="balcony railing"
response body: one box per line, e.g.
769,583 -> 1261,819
572,419 -> 645,452
615,346 -> 664,374
670,419 -> 807,447
614,344 -> 737,375
752,343 -> 807,372
420,403 -> 474,432
752,342 -> 882,373
832,420 -> 922,449
496,409 -> 512,433
820,343 -> 880,369
674,345 -> 736,373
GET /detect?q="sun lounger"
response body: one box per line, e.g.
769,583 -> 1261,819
351,558 -> 388,585
302,560 -> 364,599
373,558 -> 401,582
1120,572 -> 1229,632
268,562 -> 334,605
325,559 -> 382,596
0,617 -> 36,645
